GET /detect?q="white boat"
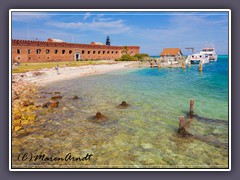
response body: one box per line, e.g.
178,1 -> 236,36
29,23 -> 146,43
190,46 -> 218,64
190,53 -> 209,64
201,47 -> 218,62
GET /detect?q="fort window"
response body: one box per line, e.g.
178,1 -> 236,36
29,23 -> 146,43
112,51 -> 114,54
17,49 -> 21,54
88,51 -> 91,54
47,57 -> 49,59
36,49 -> 41,54
69,50 -> 72,54
98,51 -> 101,54
28,49 -> 31,54
93,51 -> 96,54
18,57 -> 20,60
62,50 -> 65,54
116,51 -> 118,54
28,57 -> 31,60
103,51 -> 105,54
107,51 -> 110,54
82,50 -> 85,54
46,49 -> 50,54
55,50 -> 58,54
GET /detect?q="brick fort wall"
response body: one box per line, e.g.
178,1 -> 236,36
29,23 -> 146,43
12,39 -> 140,63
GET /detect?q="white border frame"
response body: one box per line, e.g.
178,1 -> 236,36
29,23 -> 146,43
9,9 -> 231,171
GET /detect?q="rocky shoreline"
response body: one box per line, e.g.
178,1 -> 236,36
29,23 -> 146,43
12,75 -> 39,132
12,74 -> 64,134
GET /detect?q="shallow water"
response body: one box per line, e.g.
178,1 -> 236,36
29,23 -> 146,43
12,56 -> 229,168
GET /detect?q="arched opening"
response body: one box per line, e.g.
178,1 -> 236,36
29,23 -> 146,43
75,52 -> 81,61
36,49 -> 41,54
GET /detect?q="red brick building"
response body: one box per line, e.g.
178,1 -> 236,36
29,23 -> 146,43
12,39 -> 140,63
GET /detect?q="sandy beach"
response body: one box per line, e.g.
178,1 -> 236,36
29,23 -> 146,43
12,60 -> 185,86
12,61 -> 139,86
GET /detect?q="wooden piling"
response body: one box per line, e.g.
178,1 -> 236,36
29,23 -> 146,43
198,63 -> 203,72
190,99 -> 194,118
179,116 -> 185,129
181,61 -> 186,69
188,63 -> 191,68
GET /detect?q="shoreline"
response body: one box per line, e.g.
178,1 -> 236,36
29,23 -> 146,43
12,61 -> 185,86
12,61 -> 139,86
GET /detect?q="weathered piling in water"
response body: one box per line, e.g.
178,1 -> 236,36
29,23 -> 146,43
198,63 -> 203,72
117,101 -> 130,108
158,62 -> 161,68
188,62 -> 191,68
96,112 -> 103,119
179,116 -> 185,129
89,112 -> 108,123
181,61 -> 186,69
178,116 -> 188,135
190,99 -> 194,118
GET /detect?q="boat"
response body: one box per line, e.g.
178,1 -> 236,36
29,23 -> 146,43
190,45 -> 218,64
201,47 -> 218,62
190,53 -> 209,64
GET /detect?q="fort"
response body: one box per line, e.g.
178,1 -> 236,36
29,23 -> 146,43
12,38 -> 140,63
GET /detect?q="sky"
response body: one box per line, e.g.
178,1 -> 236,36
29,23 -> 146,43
11,11 -> 229,55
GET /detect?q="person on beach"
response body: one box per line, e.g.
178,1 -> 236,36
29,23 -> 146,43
55,65 -> 60,75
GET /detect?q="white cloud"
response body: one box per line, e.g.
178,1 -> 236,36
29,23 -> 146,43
49,19 -> 131,34
12,12 -> 50,22
83,12 -> 91,20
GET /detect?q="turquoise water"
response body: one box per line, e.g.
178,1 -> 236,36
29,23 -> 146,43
12,56 -> 229,168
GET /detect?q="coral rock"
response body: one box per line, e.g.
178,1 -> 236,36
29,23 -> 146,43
73,95 -> 79,99
21,100 -> 34,107
51,95 -> 62,100
49,101 -> 59,108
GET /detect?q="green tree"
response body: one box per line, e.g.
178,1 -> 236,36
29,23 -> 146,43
133,54 -> 149,61
121,46 -> 128,55
118,54 -> 137,61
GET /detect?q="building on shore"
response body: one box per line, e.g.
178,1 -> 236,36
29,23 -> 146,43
160,48 -> 183,63
12,38 -> 140,63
